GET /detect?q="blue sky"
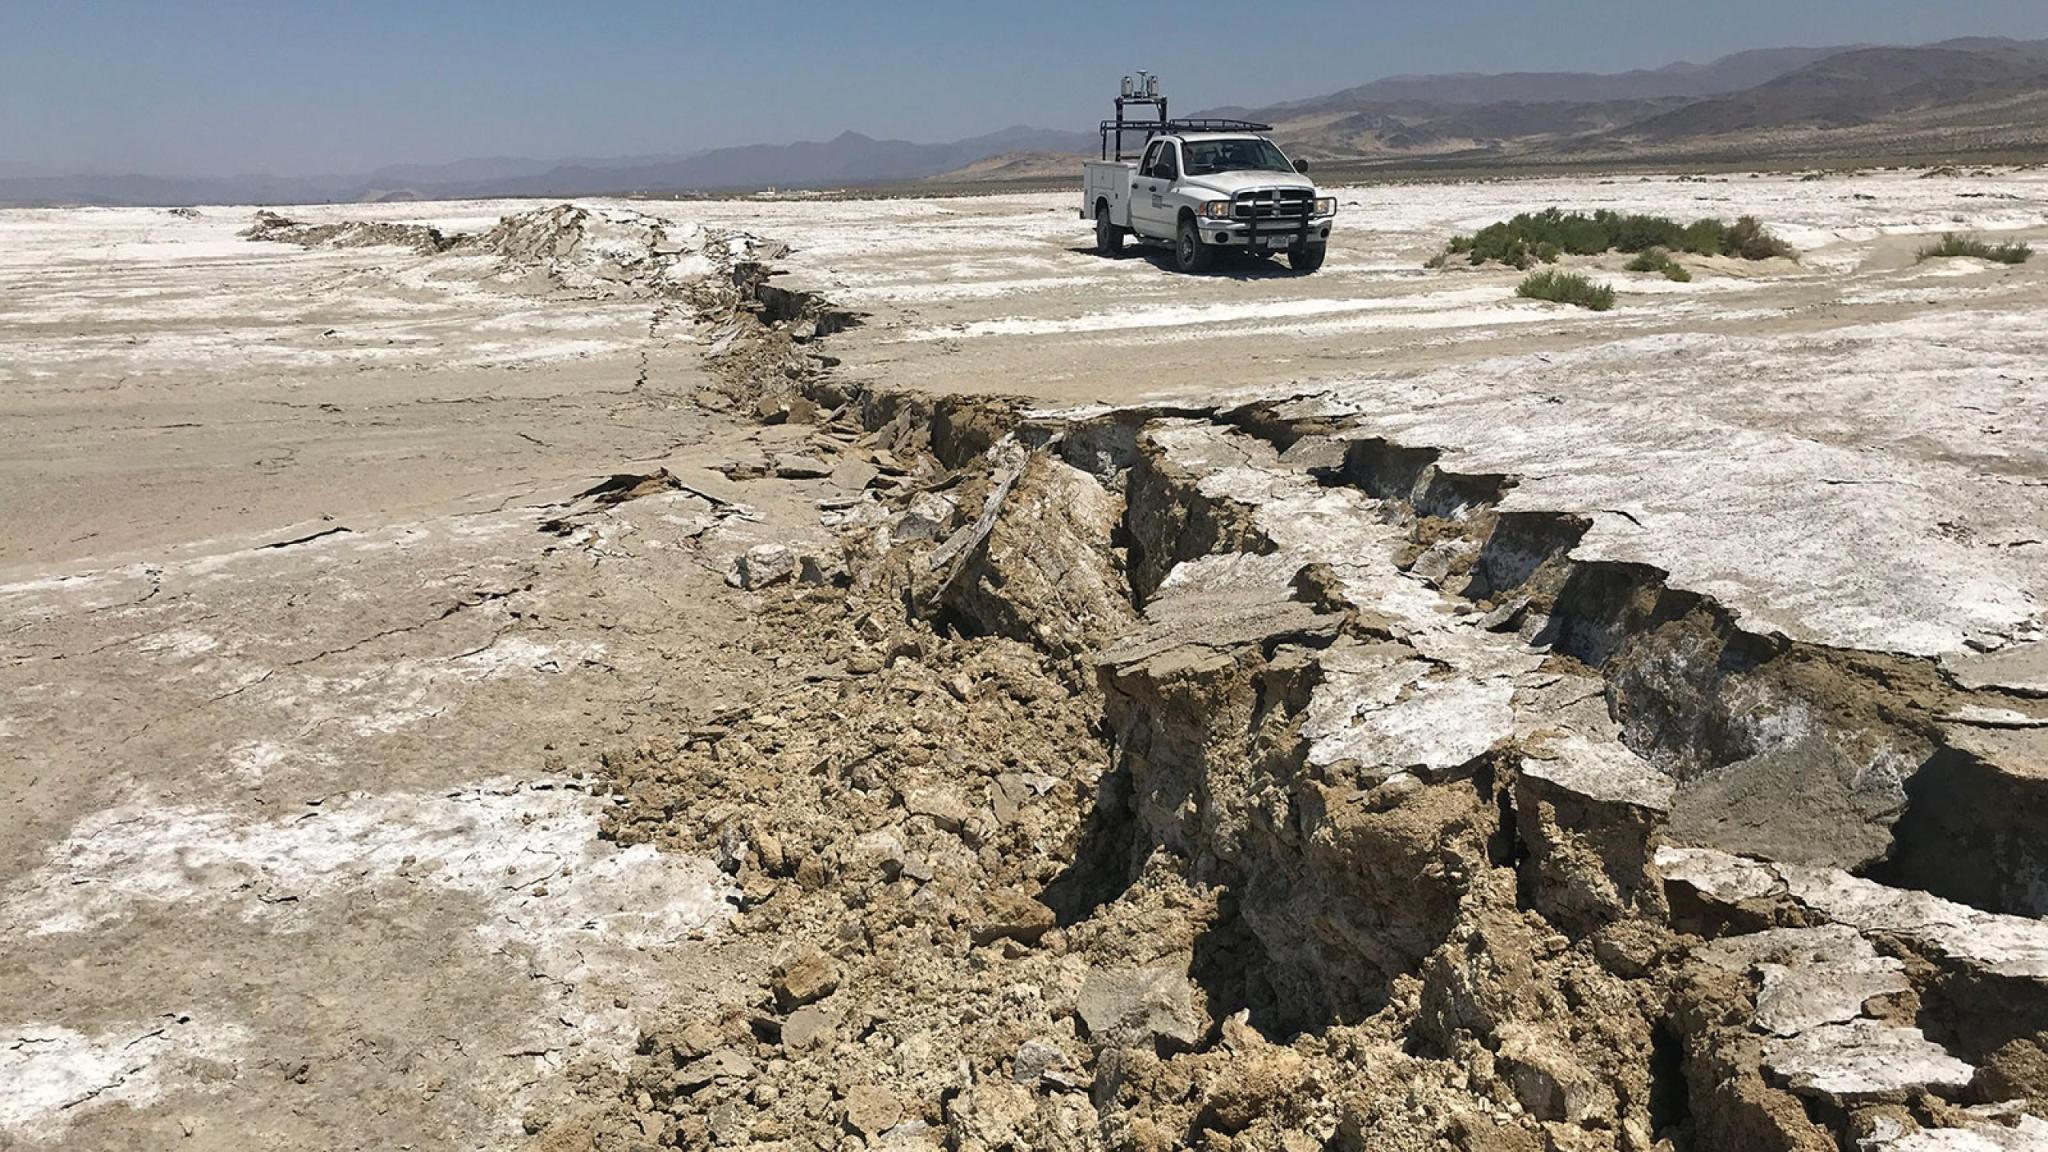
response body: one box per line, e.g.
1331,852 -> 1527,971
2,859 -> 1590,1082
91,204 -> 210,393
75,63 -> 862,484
6,0 -> 2048,176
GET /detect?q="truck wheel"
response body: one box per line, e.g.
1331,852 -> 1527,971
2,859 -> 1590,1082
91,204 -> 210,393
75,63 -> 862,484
1095,206 -> 1124,256
1289,243 -> 1327,273
1175,218 -> 1214,274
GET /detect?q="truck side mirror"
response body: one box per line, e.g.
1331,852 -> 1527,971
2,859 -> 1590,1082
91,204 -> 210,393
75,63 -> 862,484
1293,159 -> 1311,175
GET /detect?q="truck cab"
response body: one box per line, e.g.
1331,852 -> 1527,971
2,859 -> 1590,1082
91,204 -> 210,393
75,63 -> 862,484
1081,76 -> 1335,274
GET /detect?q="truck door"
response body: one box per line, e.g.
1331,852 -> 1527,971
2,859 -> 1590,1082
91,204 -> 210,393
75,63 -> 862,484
1131,140 -> 1179,239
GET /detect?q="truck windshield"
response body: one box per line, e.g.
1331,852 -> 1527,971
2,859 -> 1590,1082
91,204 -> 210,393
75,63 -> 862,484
1183,139 -> 1293,175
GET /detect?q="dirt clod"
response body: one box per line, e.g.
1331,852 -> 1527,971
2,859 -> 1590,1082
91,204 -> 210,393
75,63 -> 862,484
841,1085 -> 903,1136
773,946 -> 841,1012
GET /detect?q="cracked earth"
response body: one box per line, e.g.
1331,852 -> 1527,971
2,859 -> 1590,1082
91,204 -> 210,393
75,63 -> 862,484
4,171 -> 2048,1151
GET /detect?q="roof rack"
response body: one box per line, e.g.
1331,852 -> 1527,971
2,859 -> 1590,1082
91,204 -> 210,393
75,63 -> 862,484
1162,118 -> 1274,134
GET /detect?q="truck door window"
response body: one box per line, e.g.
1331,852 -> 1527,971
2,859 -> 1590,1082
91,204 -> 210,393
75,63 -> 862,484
1140,142 -> 1163,179
1151,145 -> 1178,181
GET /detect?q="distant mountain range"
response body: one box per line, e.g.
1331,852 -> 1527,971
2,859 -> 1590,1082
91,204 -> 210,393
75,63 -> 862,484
1206,46 -> 1856,113
0,126 -> 1100,206
451,126 -> 1100,197
1228,37 -> 2048,164
7,38 -> 2048,206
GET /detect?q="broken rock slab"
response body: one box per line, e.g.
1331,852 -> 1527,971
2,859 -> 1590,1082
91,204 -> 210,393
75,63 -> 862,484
1010,1038 -> 1068,1085
676,1047 -> 757,1091
728,543 -> 797,589
903,786 -> 971,832
1659,846 -> 2048,983
1661,845 -> 2048,1101
1128,418 -> 1541,788
781,1005 -> 834,1051
1075,967 -> 1206,1051
890,491 -> 960,544
728,543 -> 840,590
1519,731 -> 1674,814
1695,925 -> 1911,1038
1301,637 -> 1518,783
938,452 -> 1137,660
1097,551 -> 1345,675
1943,640 -> 2048,698
1763,1019 -> 1975,1105
1273,433 -> 1350,477
1515,730 -> 1675,935
772,454 -> 833,480
1671,913 -> 1959,1118
830,457 -> 880,492
1861,1111 -> 2048,1151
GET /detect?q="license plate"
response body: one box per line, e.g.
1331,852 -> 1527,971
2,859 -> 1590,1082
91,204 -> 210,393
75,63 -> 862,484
1263,235 -> 1293,248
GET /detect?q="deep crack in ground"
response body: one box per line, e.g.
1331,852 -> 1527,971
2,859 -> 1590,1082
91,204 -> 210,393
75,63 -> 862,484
532,241 -> 2048,1152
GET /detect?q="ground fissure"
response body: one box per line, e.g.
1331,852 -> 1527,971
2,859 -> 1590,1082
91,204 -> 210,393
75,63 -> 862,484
530,251 -> 2048,1152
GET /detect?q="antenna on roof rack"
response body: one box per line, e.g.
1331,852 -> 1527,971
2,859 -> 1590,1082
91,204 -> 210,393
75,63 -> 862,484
1101,71 -> 1169,163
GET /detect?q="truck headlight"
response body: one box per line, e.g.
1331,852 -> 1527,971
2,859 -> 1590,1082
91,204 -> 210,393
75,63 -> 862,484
1201,201 -> 1233,219
1315,198 -> 1337,216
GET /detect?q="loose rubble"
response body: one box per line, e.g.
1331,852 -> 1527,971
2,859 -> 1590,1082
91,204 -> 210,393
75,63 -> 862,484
246,202 -> 774,305
242,208 -> 457,253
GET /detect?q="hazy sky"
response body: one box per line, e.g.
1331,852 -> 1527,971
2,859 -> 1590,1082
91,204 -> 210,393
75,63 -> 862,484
7,0 -> 2048,177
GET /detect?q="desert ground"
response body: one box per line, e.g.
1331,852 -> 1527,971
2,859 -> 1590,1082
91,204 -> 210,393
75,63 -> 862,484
3,171 -> 2048,1152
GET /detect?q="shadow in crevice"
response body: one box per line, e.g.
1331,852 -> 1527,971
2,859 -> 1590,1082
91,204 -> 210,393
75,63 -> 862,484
1040,760 -> 1145,927
1649,1019 -> 1691,1138
1908,944 -> 2048,1069
1191,891 -> 1282,1037
1189,888 -> 1329,1043
1860,740 -> 2048,919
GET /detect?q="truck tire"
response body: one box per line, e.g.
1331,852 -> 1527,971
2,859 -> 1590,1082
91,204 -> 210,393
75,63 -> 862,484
1289,243 -> 1327,273
1175,217 -> 1214,274
1095,205 -> 1124,256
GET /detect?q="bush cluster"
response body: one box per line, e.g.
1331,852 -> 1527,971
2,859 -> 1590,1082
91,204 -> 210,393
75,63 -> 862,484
1625,247 -> 1693,282
1516,270 -> 1617,311
1443,208 -> 1792,269
1918,233 -> 2034,265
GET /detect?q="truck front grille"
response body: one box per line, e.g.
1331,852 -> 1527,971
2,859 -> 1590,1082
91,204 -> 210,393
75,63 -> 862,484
1232,189 -> 1313,220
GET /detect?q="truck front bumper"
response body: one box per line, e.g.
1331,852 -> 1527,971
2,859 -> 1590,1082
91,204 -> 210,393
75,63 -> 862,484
1202,216 -> 1335,247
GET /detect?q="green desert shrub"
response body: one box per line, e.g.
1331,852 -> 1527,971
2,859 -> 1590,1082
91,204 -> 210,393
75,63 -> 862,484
1625,247 -> 1693,281
1517,270 -> 1616,311
1440,208 -> 1794,267
1724,215 -> 1795,260
1918,233 -> 2033,264
1680,218 -> 1727,254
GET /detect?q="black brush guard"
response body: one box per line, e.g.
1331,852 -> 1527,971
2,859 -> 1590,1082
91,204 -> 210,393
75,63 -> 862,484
1233,188 -> 1315,253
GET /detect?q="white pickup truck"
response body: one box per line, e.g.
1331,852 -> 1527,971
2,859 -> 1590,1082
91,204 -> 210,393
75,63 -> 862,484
1082,99 -> 1335,274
